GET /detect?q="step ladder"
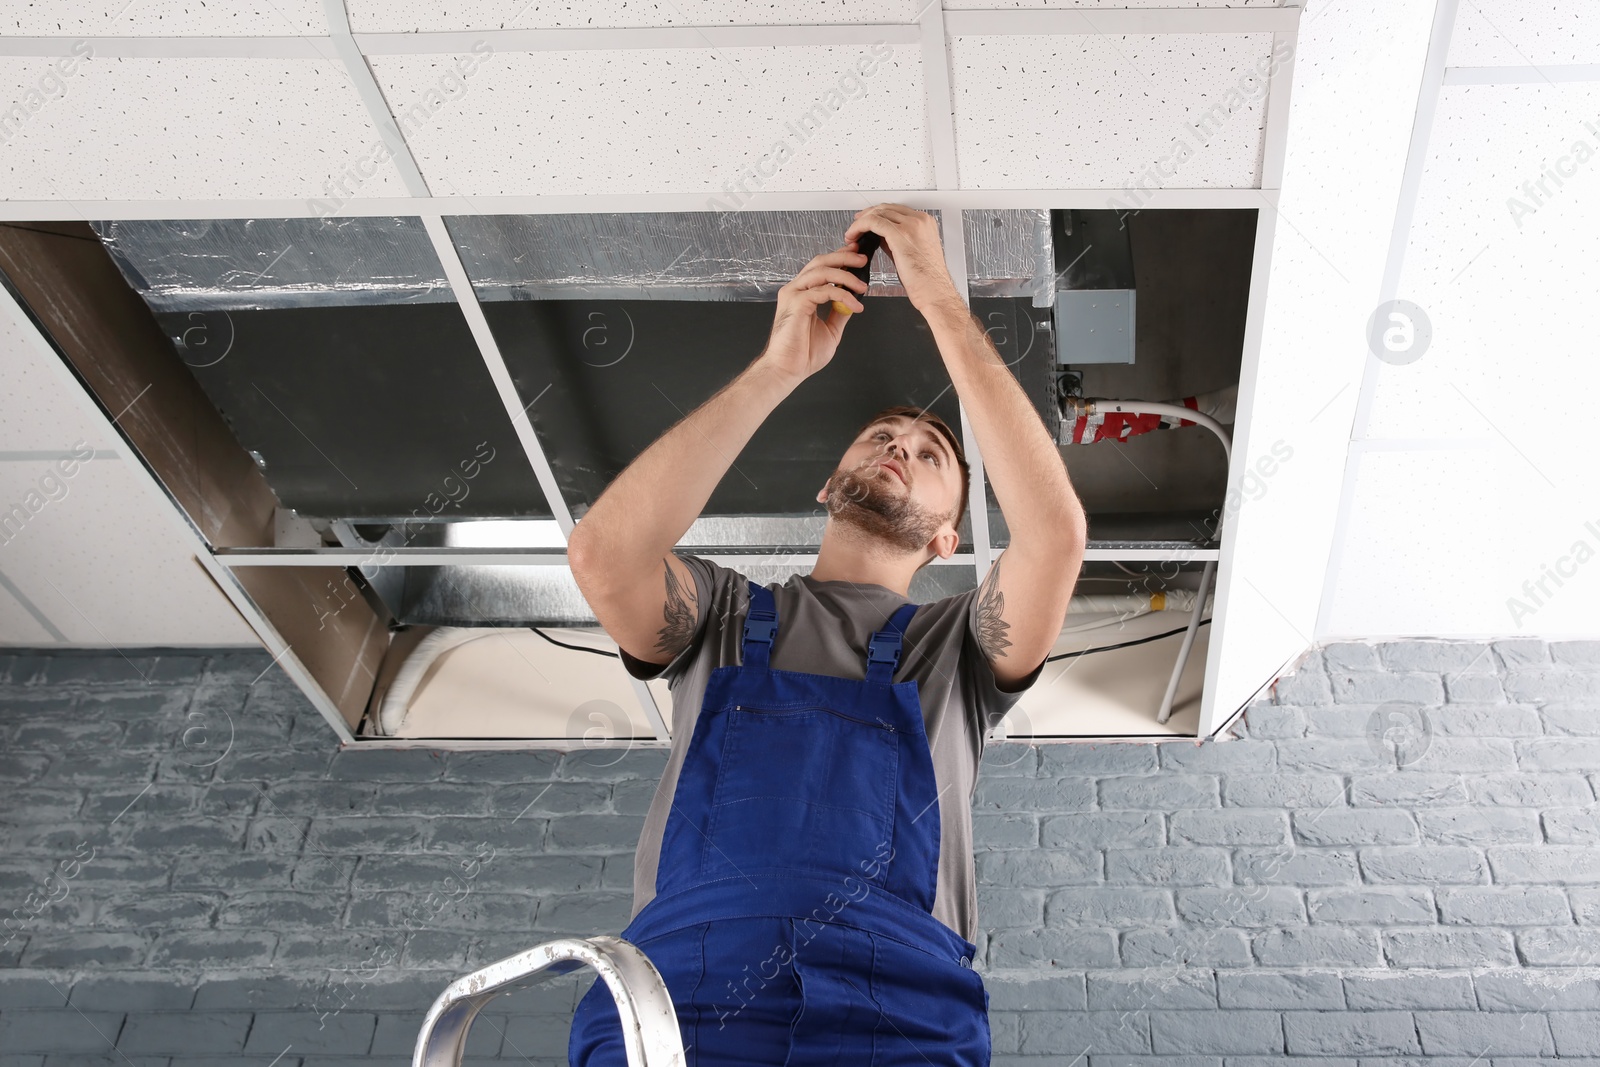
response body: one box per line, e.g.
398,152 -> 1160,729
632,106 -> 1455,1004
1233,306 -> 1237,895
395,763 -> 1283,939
413,935 -> 686,1067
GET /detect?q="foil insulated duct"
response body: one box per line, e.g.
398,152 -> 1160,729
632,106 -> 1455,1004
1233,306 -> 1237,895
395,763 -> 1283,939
90,217 -> 454,311
92,210 -> 1054,310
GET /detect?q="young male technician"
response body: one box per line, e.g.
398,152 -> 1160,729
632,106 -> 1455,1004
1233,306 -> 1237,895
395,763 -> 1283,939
565,203 -> 1089,1065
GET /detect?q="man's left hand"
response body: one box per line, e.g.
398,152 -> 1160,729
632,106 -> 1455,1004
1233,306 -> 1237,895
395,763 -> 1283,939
843,204 -> 963,315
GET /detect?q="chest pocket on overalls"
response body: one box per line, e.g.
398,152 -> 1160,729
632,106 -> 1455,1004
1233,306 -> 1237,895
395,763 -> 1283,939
702,702 -> 901,883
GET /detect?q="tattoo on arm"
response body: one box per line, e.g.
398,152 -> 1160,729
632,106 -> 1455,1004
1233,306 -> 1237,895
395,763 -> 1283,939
654,559 -> 698,657
975,557 -> 1013,660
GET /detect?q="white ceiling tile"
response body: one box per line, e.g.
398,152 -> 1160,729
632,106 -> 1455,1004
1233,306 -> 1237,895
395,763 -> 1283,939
0,57 -> 411,200
1448,0 -> 1600,67
0,297 -> 124,453
0,456 -> 258,646
0,574 -> 56,644
349,0 -> 923,33
370,44 -> 931,197
1325,447 -> 1600,637
1367,83 -> 1600,449
5,1 -> 326,35
950,0 -> 1280,6
949,33 -> 1276,189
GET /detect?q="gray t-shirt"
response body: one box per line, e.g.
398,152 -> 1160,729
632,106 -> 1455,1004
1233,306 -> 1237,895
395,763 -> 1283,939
617,555 -> 1045,944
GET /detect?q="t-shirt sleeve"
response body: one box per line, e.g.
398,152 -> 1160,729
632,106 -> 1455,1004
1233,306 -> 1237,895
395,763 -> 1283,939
615,554 -> 743,686
961,585 -> 1046,733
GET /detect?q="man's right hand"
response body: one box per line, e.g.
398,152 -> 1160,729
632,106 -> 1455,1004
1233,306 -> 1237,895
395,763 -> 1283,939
756,243 -> 869,384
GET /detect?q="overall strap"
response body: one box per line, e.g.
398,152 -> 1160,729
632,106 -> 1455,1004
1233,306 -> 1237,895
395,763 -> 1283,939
740,580 -> 778,669
865,601 -> 920,684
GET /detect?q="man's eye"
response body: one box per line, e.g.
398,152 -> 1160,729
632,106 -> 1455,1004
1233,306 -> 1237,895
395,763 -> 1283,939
922,451 -> 938,465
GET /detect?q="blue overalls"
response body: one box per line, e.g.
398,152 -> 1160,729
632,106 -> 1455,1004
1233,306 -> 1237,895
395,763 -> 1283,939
569,580 -> 990,1066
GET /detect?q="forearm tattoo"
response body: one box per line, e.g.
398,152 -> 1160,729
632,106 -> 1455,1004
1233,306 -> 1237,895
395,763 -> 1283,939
655,559 -> 698,657
975,556 -> 1013,660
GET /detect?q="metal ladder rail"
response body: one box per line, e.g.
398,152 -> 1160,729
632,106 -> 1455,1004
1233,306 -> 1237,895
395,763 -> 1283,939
413,935 -> 686,1067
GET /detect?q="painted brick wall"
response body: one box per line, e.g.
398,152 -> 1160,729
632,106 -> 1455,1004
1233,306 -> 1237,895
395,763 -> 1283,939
0,638 -> 1598,1066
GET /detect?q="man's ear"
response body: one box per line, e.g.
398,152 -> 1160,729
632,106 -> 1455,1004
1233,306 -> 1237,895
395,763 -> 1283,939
816,485 -> 827,504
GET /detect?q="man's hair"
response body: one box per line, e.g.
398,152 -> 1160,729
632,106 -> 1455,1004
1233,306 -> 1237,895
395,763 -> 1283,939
851,404 -> 971,547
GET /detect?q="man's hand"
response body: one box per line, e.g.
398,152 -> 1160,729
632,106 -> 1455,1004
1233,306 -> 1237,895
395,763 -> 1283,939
755,243 -> 867,384
843,204 -> 963,315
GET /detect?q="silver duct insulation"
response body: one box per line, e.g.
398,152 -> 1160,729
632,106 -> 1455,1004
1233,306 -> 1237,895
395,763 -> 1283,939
92,210 -> 1054,312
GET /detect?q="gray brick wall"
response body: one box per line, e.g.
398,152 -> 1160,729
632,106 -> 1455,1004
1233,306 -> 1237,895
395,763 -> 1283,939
1,638 -> 1598,1065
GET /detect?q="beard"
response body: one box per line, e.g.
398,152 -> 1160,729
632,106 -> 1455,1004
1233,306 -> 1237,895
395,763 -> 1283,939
821,463 -> 947,555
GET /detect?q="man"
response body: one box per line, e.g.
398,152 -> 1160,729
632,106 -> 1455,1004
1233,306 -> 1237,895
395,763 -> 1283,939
566,203 -> 1088,1065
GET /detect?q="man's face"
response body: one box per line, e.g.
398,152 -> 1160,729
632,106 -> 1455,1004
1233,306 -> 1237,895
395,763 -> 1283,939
816,416 -> 959,556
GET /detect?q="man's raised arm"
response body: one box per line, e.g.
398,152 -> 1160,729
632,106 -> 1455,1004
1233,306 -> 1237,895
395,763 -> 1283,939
567,243 -> 870,669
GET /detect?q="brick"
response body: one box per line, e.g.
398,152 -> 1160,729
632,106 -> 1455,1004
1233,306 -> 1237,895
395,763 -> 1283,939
80,785 -> 203,819
1519,738 -> 1600,771
972,777 -> 1095,813
99,893 -> 220,929
982,972 -> 1087,1011
1087,969 -> 1216,1010
1329,671 -> 1444,704
1235,705 -> 1305,740
219,891 -> 345,927
440,751 -> 563,783
546,814 -> 647,853
118,1011 -> 252,1054
1444,673 -> 1507,703
532,891 -> 634,934
0,973 -> 69,1008
39,752 -> 156,785
1489,846 -> 1600,884
1507,669 -> 1600,702
1323,642 -> 1380,671
1106,848 -> 1229,886
1038,743 -> 1158,776
1168,812 -> 1286,847
988,928 -> 1116,968
499,1011 -> 575,1058
309,817 -> 424,851
1551,1012 -> 1600,1056
1384,928 -> 1517,967
354,854 -> 601,895
1294,705 -> 1384,738
1271,666 -> 1331,706
1407,738 -> 1518,772
975,887 -> 1044,927
1291,809 -> 1417,847
980,847 -> 1100,888
243,1011 -> 377,1055
11,721 -> 123,748
1283,1011 -> 1419,1055
1360,846 -> 1488,884
481,780 -> 611,818
1099,775 -> 1219,810
1438,887 -> 1571,926
1416,807 -> 1541,845
1542,704 -> 1600,735
1348,773 -> 1469,807
189,974 -> 340,1010
1416,1010 -> 1555,1056
1021,1009 -> 1152,1055
1493,639 -> 1550,668
973,812 -> 1038,848
1045,888 -> 1173,927
126,818 -> 248,852
1573,888 -> 1600,923
1550,640 -> 1600,667
1175,887 -> 1303,927
0,1011 -> 124,1053
200,650 -> 276,685
609,778 -> 659,815
21,934 -> 147,968
1253,928 -> 1382,967
1428,703 -> 1541,736
979,743 -> 1039,776
1275,739 -> 1391,773
1517,927 -> 1600,966
149,931 -> 277,966
1150,1009 -> 1283,1053
1158,740 -> 1275,774
1217,971 -> 1344,1010
1041,812 -> 1163,849
1233,848 -> 1359,887
1379,640 -> 1496,673
558,747 -> 670,781
67,975 -> 193,1011
1470,773 -> 1594,807
1222,774 -> 1345,808
1305,888 -> 1435,925
1120,928 -> 1251,968
1343,970 -> 1474,1009
36,655 -> 164,687
0,754 -> 49,783
1474,969 -> 1600,1011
